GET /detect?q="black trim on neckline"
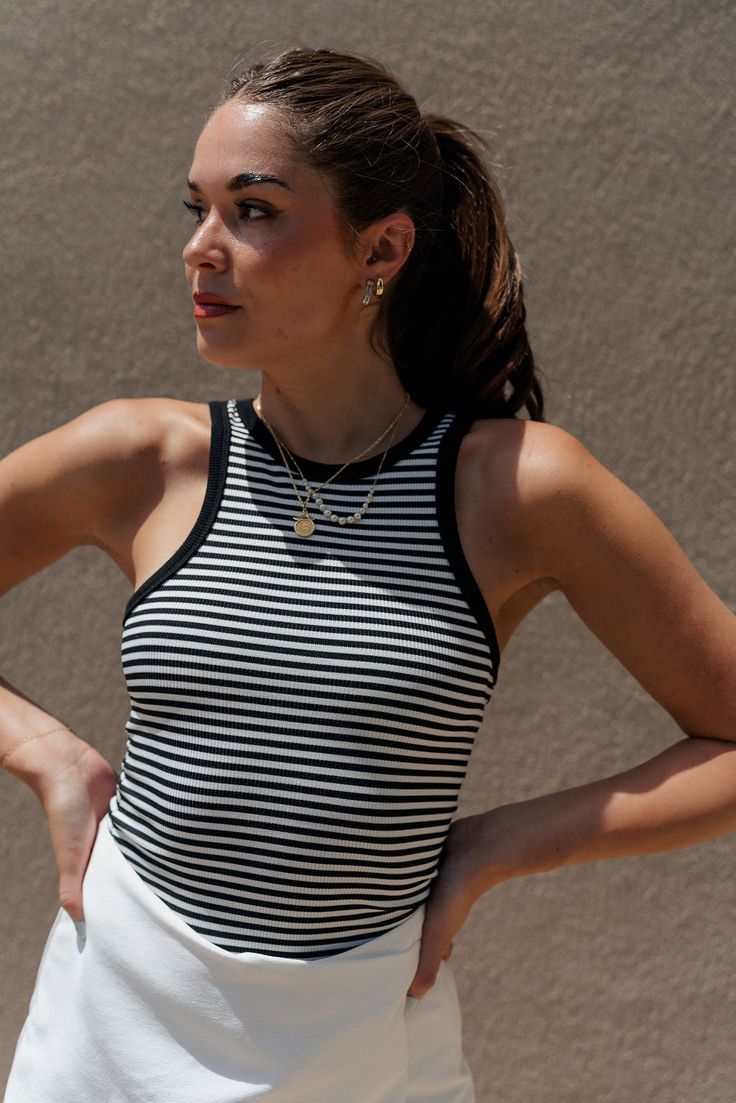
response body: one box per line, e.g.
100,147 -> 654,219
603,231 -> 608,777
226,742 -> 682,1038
235,397 -> 448,483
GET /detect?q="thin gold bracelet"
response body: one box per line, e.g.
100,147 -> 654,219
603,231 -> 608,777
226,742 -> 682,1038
0,726 -> 76,770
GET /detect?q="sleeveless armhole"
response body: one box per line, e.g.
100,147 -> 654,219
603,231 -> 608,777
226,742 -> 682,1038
121,399 -> 230,626
435,410 -> 501,688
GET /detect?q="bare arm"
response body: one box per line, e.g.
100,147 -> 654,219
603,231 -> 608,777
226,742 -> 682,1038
0,398 -> 167,921
461,424 -> 736,894
408,424 -> 736,994
0,398 -> 157,792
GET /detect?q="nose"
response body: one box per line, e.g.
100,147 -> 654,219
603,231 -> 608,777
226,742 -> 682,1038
182,213 -> 229,271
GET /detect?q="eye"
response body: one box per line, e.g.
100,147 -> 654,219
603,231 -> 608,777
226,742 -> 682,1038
182,199 -> 269,225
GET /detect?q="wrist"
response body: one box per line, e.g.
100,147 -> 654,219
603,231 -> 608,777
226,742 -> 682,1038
2,726 -> 86,796
458,802 -> 545,897
440,807 -> 518,899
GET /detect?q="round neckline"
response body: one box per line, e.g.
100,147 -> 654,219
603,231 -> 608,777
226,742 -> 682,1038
235,398 -> 450,483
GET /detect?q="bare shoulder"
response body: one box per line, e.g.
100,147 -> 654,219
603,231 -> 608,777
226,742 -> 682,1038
0,395 -> 210,596
458,408 -> 689,607
42,395 -> 212,520
154,397 -> 213,467
461,414 -> 587,491
462,415 -> 600,509
4,394 -> 203,472
84,396 -> 213,554
462,415 -> 648,587
461,414 -> 736,740
80,394 -> 210,461
68,393 -> 211,482
451,415 -> 619,650
458,415 -> 590,580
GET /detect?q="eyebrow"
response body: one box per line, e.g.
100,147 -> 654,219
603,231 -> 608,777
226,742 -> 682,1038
186,171 -> 292,194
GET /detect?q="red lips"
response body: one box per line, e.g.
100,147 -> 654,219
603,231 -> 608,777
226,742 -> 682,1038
192,290 -> 241,319
193,291 -> 238,306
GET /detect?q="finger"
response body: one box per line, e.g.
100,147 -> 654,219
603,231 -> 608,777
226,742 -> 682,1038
407,963 -> 440,997
58,874 -> 85,924
57,847 -> 91,924
407,941 -> 453,997
50,825 -> 95,925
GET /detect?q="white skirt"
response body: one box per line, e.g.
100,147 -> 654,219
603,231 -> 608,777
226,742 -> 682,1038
4,812 -> 476,1102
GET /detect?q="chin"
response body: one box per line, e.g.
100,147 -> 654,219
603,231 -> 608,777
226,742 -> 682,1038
195,334 -> 243,364
195,338 -> 264,374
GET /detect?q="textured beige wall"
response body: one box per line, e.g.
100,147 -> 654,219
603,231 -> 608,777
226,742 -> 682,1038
1,1 -> 734,1099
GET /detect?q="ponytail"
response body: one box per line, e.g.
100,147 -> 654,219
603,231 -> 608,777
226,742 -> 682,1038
386,113 -> 545,420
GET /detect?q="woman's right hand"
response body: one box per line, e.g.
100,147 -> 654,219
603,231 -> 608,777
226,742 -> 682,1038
5,727 -> 119,924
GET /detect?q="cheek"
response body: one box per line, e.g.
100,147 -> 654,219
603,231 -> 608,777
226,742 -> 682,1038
247,223 -> 347,294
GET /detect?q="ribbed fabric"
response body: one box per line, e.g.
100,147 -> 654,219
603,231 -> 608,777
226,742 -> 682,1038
108,397 -> 500,958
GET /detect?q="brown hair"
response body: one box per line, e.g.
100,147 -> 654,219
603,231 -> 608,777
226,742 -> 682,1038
208,46 -> 545,421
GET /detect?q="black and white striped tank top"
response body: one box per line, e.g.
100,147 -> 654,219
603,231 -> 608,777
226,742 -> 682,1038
108,397 -> 500,958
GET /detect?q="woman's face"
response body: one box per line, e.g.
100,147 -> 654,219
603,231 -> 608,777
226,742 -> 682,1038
183,99 -> 369,374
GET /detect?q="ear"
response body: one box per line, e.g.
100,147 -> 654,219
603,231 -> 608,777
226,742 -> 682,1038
359,212 -> 415,286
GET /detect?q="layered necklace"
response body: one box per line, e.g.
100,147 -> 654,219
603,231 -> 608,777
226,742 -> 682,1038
253,392 -> 412,537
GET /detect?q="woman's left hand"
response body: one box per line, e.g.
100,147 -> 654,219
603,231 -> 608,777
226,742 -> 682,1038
406,812 -> 493,999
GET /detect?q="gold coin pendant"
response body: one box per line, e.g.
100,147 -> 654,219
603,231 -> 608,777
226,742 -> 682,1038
294,515 -> 316,537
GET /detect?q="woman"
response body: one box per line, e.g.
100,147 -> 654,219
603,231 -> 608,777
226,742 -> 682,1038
2,45 -> 735,1103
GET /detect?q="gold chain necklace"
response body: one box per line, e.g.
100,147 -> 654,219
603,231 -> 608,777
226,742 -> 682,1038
254,392 -> 411,537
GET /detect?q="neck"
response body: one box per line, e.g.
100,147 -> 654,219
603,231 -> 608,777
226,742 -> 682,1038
253,376 -> 428,466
